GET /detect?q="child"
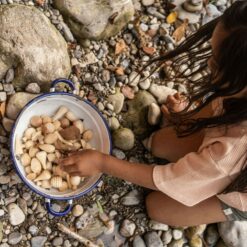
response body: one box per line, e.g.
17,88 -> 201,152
60,1 -> 247,226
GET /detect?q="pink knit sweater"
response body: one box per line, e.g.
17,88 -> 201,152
153,98 -> 247,211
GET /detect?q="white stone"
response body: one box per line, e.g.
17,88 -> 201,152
129,71 -> 140,87
149,220 -> 169,231
218,221 -> 247,247
149,84 -> 177,104
172,229 -> 183,240
148,103 -> 161,125
8,203 -> 25,226
141,0 -> 155,6
139,78 -> 151,90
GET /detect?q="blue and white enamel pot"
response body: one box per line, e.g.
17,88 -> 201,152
10,79 -> 112,217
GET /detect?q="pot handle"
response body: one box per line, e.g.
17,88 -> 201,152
50,78 -> 76,94
45,198 -> 73,217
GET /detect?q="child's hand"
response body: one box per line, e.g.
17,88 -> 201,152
161,92 -> 188,117
59,150 -> 104,177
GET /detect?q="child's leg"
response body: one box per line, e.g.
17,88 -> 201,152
146,192 -> 227,226
147,127 -> 204,162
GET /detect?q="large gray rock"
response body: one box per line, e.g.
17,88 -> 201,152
122,91 -> 157,136
6,92 -> 39,120
218,221 -> 247,247
0,5 -> 71,90
53,0 -> 135,40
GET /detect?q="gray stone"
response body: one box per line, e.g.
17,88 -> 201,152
144,231 -> 163,247
149,220 -> 169,231
5,68 -> 14,83
218,221 -> 247,247
108,117 -> 120,130
6,92 -> 39,120
205,225 -> 219,246
28,225 -> 39,236
61,22 -> 75,42
133,235 -> 146,247
0,5 -> 71,90
7,203 -> 25,226
80,52 -> 98,67
0,175 -> 10,184
102,70 -> 111,83
162,229 -> 172,245
52,237 -> 63,246
112,128 -> 135,151
25,83 -> 41,94
123,91 -> 157,136
120,219 -> 136,237
31,236 -> 47,247
121,190 -> 142,206
112,148 -> 126,160
53,0 -> 135,40
107,89 -> 125,114
8,232 -> 22,245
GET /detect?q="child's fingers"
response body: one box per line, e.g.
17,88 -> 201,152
173,92 -> 181,100
59,156 -> 76,167
161,104 -> 170,117
62,164 -> 78,174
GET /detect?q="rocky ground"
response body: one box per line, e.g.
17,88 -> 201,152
0,0 -> 245,246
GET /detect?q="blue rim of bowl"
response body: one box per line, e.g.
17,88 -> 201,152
10,91 -> 112,200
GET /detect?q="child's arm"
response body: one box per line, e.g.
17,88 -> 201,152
59,150 -> 157,190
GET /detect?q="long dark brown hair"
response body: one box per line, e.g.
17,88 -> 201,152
148,1 -> 247,193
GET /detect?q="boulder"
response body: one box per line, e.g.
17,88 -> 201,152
0,5 -> 71,90
53,0 -> 135,40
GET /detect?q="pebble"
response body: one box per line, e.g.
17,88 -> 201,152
31,236 -> 47,247
52,237 -> 63,246
148,103 -> 161,126
8,232 -> 22,245
28,225 -> 39,236
162,229 -> 173,244
102,70 -> 111,83
205,224 -> 219,246
0,92 -> 7,102
7,203 -> 25,226
72,205 -> 84,217
25,83 -> 41,94
93,83 -> 104,91
0,176 -> 10,185
144,231 -> 163,247
107,91 -> 125,114
169,239 -> 186,247
121,190 -> 142,206
119,219 -> 136,237
0,209 -> 5,216
133,235 -> 146,247
142,0 -> 155,6
129,71 -> 140,87
112,128 -> 135,151
5,68 -> 14,83
108,117 -> 120,130
61,22 -> 74,42
112,148 -> 126,160
139,78 -> 151,90
149,220 -> 169,231
172,229 -> 183,240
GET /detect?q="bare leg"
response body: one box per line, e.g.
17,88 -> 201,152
149,127 -> 204,162
146,191 -> 227,227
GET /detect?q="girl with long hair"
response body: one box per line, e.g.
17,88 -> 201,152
59,1 -> 247,226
